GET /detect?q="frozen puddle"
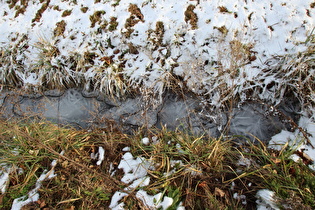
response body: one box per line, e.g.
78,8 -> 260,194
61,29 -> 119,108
0,89 -> 299,143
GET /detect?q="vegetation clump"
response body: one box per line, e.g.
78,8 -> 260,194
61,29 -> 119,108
184,5 -> 198,29
108,16 -> 118,31
53,20 -> 66,37
8,0 -> 19,9
147,21 -> 165,49
32,0 -> 50,23
80,6 -> 88,13
61,9 -> 72,17
124,4 -> 144,37
89,10 -> 106,28
14,4 -> 27,18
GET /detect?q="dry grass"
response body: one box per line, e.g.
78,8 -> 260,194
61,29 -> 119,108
257,40 -> 315,108
0,118 -> 314,209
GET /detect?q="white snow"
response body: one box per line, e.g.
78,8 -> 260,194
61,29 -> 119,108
256,189 -> 279,210
237,157 -> 252,168
233,192 -> 247,205
141,137 -> 150,145
90,146 -> 106,165
0,164 -> 11,194
109,191 -> 128,209
109,146 -> 180,209
97,146 -> 105,166
11,160 -> 58,210
136,190 -> 173,209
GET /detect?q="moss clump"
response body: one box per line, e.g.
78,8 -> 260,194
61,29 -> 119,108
9,0 -> 19,9
218,6 -> 231,13
81,7 -> 88,13
90,10 -> 106,28
184,5 -> 198,29
98,20 -> 108,33
54,20 -> 66,37
127,43 -> 139,54
62,9 -> 72,17
14,5 -> 26,18
109,17 -> 118,31
128,4 -> 144,21
155,21 -> 165,38
53,5 -> 60,11
84,52 -> 97,65
32,0 -> 50,23
147,21 -> 165,49
124,4 -> 144,38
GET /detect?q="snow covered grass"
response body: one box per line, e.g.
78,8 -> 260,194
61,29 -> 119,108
0,119 -> 315,209
0,0 -> 314,110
